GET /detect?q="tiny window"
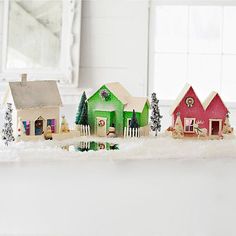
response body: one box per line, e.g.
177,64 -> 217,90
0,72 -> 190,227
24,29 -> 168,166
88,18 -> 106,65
127,118 -> 131,128
22,121 -> 30,135
47,119 -> 56,133
184,118 -> 195,132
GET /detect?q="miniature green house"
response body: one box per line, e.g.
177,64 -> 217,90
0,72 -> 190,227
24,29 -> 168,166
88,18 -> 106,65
87,82 -> 150,137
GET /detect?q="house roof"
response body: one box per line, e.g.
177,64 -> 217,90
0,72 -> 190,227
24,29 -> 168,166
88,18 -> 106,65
202,91 -> 227,110
170,83 -> 192,114
170,84 -> 228,114
9,80 -> 62,109
105,82 -> 131,104
124,97 -> 149,112
88,82 -> 149,112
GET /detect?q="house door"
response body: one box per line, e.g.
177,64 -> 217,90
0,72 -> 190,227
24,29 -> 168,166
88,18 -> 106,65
211,121 -> 220,135
35,119 -> 44,135
96,117 -> 107,137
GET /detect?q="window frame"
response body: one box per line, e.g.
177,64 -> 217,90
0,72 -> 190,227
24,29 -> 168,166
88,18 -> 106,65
184,117 -> 196,133
148,0 -> 236,107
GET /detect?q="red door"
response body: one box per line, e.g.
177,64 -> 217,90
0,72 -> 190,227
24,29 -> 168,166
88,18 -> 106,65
211,121 -> 220,135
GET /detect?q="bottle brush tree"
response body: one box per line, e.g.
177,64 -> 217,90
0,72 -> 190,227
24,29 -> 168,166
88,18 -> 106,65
75,91 -> 87,125
2,103 -> 15,145
150,92 -> 162,136
130,109 -> 139,129
78,101 -> 88,126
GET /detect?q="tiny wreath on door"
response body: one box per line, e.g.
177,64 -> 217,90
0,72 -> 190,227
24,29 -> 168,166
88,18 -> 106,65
98,120 -> 105,127
99,143 -> 106,149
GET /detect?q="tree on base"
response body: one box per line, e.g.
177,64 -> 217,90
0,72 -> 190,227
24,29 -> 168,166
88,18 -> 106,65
223,112 -> 233,134
79,101 -> 88,125
75,91 -> 87,125
130,109 -> 139,129
172,112 -> 184,139
150,92 -> 162,136
2,103 -> 15,145
60,115 -> 70,133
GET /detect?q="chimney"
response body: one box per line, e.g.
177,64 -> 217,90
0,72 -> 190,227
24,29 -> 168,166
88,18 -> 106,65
21,73 -> 27,84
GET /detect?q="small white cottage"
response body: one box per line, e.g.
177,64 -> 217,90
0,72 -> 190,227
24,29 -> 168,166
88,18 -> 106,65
4,74 -> 62,137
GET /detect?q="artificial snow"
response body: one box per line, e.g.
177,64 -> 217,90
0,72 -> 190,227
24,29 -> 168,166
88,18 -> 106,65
1,105 -> 236,235
0,134 -> 236,162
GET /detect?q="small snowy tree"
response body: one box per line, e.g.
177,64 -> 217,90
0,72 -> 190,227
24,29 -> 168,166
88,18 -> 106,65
172,112 -> 184,139
2,103 -> 15,145
78,101 -> 88,125
223,112 -> 233,134
75,91 -> 87,125
60,115 -> 70,133
130,109 -> 139,129
150,92 -> 162,136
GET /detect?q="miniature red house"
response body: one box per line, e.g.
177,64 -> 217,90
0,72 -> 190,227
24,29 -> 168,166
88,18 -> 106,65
170,84 -> 230,137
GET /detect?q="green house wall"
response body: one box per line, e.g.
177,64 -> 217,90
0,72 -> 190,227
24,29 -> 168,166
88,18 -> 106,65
87,85 -> 124,135
88,85 -> 149,136
123,103 -> 149,128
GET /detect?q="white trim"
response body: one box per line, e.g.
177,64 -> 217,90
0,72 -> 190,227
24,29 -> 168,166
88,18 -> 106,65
209,119 -> 222,136
184,117 -> 196,133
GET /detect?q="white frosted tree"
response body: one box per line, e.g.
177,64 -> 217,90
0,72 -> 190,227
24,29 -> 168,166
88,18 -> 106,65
223,113 -> 233,134
150,93 -> 162,136
2,103 -> 15,145
172,112 -> 184,138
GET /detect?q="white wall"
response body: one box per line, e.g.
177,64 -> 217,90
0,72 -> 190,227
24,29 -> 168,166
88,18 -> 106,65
0,1 -> 3,72
79,0 -> 149,97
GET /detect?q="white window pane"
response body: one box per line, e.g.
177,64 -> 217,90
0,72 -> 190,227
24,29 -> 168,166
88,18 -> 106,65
155,6 -> 188,53
188,55 -> 221,100
189,6 -> 222,53
153,53 -> 187,100
223,7 -> 236,53
222,55 -> 236,102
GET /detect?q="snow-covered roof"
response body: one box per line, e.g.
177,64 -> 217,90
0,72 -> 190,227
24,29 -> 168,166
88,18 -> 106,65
105,82 -> 131,104
170,83 -> 192,114
9,80 -> 62,109
88,82 -> 149,112
202,91 -> 227,110
124,97 -> 149,112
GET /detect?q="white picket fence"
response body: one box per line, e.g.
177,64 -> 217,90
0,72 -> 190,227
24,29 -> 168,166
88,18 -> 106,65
124,127 -> 140,138
77,125 -> 91,136
124,125 -> 149,138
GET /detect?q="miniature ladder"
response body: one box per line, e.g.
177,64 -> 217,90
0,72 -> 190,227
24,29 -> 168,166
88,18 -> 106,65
124,127 -> 140,138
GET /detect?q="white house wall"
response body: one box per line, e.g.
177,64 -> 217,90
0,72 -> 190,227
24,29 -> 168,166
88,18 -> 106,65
17,107 -> 60,135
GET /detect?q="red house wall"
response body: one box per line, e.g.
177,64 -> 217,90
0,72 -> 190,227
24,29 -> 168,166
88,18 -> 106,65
172,87 -> 228,134
172,87 -> 206,130
205,94 -> 228,131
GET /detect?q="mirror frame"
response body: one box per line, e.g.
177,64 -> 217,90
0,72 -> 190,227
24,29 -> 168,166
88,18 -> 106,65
1,0 -> 81,88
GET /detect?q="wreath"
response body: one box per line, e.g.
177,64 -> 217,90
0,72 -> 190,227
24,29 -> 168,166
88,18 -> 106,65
98,120 -> 105,127
100,89 -> 111,101
185,97 -> 195,108
99,143 -> 106,149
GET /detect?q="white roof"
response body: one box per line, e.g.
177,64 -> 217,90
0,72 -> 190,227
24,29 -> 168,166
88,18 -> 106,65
105,82 -> 131,104
202,91 -> 218,110
124,97 -> 149,112
9,80 -> 62,109
170,83 -> 192,114
202,91 -> 227,110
